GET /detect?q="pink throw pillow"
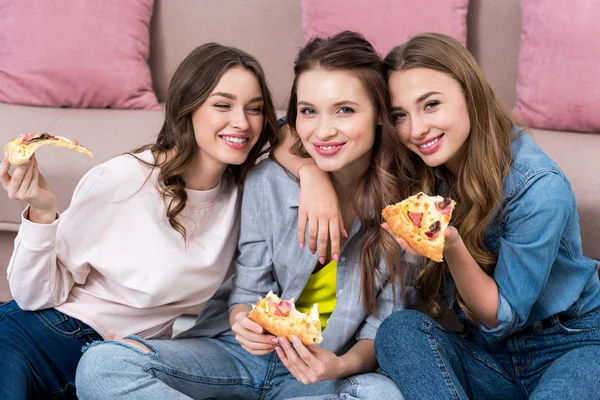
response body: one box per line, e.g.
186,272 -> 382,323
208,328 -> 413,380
0,0 -> 159,110
516,0 -> 600,132
300,0 -> 469,56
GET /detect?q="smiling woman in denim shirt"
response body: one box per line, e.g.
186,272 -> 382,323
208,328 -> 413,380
372,33 -> 600,399
75,31 -> 415,400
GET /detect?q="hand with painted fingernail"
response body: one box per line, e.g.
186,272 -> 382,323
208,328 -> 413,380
275,335 -> 343,384
230,308 -> 278,356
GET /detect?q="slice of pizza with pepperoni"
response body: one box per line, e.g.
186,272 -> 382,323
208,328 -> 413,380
382,192 -> 456,262
4,133 -> 92,166
248,291 -> 323,345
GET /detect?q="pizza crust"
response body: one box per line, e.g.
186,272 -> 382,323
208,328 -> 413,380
248,292 -> 323,345
382,192 -> 456,262
4,134 -> 92,166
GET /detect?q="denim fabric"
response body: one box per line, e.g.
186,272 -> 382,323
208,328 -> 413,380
76,334 -> 403,400
441,132 -> 600,341
375,309 -> 600,400
0,300 -> 102,400
179,158 -> 418,355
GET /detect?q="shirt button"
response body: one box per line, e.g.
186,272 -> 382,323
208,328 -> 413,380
340,256 -> 347,262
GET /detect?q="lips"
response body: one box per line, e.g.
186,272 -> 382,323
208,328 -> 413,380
415,134 -> 443,155
219,134 -> 250,150
313,142 -> 345,156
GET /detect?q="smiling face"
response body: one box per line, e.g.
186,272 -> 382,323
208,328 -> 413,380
192,65 -> 264,168
389,67 -> 471,175
295,68 -> 377,176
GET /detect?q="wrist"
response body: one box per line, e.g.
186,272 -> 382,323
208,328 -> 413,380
297,161 -> 318,180
28,205 -> 57,225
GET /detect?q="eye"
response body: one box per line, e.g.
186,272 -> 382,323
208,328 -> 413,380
300,107 -> 316,116
247,105 -> 263,115
337,106 -> 354,115
214,103 -> 230,110
424,100 -> 440,110
392,111 -> 408,123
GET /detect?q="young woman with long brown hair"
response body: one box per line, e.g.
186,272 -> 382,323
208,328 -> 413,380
375,33 -> 600,399
0,43 -> 278,399
75,31 -> 412,400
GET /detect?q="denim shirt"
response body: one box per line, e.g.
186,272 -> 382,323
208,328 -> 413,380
454,132 -> 600,342
180,158 -> 416,355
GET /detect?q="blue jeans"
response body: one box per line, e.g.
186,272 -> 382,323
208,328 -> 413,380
0,300 -> 102,400
76,334 -> 402,400
374,309 -> 600,399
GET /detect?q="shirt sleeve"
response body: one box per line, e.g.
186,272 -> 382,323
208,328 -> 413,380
6,165 -> 104,310
356,253 -> 418,340
480,171 -> 573,341
229,171 -> 279,310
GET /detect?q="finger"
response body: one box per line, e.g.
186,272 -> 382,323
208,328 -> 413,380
329,217 -> 341,261
275,344 -> 307,384
397,238 -> 420,256
16,158 -> 35,198
297,208 -> 307,250
6,162 -> 31,198
235,334 -> 277,351
242,344 -> 274,356
279,337 -> 309,373
0,154 -> 11,189
316,217 -> 329,263
380,222 -> 391,233
29,158 -> 40,195
239,315 -> 273,337
338,211 -> 347,238
307,216 -> 318,254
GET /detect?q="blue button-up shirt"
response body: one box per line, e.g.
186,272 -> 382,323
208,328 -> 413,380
448,132 -> 600,342
180,158 -> 416,355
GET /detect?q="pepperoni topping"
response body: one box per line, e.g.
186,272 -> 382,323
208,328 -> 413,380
408,212 -> 422,228
268,298 -> 294,316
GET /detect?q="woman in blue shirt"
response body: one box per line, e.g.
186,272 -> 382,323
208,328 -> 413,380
374,32 -> 600,399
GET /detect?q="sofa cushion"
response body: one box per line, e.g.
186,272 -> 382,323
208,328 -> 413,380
0,103 -> 164,226
515,0 -> 600,132
0,0 -> 159,110
300,0 -> 469,55
530,129 -> 600,261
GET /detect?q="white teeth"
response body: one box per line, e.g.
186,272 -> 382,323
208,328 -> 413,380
319,145 -> 335,151
222,136 -> 248,144
419,138 -> 439,148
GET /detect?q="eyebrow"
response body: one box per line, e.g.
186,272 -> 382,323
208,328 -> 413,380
297,100 -> 361,107
391,91 -> 442,111
210,92 -> 263,103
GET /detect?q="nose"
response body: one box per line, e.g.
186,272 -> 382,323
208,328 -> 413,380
231,108 -> 250,131
409,114 -> 429,140
315,116 -> 337,141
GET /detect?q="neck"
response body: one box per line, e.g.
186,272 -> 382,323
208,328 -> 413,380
330,149 -> 372,208
181,150 -> 228,191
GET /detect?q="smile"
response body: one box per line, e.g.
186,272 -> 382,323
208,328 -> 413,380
313,142 -> 344,156
419,137 -> 440,149
221,135 -> 248,144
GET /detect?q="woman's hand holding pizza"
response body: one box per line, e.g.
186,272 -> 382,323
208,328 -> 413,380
275,335 -> 343,384
1,154 -> 57,224
231,310 -> 278,356
382,222 -> 460,255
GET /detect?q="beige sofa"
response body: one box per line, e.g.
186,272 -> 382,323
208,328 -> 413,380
1,0 -> 599,302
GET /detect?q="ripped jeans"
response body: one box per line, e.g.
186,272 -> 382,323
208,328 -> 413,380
75,334 -> 403,400
0,300 -> 102,400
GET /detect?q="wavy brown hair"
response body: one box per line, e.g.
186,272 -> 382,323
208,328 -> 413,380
286,31 -> 409,314
131,43 -> 278,239
384,33 -> 519,322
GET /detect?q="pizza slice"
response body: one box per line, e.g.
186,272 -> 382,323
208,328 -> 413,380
382,192 -> 456,262
248,291 -> 323,345
4,133 -> 92,166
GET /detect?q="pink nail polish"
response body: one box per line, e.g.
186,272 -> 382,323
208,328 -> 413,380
333,253 -> 339,262
319,257 -> 325,264
299,242 -> 304,250
343,229 -> 349,238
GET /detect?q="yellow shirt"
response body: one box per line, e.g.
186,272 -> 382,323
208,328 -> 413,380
295,260 -> 337,329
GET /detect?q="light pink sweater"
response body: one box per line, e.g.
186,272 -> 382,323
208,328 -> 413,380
7,150 -> 240,339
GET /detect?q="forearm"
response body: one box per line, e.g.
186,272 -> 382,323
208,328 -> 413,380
445,239 -> 499,328
229,304 -> 252,328
272,124 -> 315,178
338,339 -> 378,377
